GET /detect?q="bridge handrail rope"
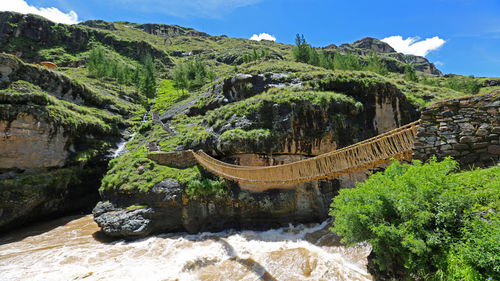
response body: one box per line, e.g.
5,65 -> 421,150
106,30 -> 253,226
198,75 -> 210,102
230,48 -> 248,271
193,122 -> 419,182
190,120 -> 420,185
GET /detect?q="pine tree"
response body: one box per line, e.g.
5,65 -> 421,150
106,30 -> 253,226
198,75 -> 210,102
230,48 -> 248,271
333,51 -> 361,71
173,63 -> 188,93
140,53 -> 157,98
318,52 -> 334,70
307,48 -> 320,66
293,34 -> 310,63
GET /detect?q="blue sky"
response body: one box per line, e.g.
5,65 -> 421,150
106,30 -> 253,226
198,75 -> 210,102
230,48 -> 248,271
2,0 -> 500,77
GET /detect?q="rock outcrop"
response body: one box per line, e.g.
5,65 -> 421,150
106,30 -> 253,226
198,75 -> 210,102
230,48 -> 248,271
350,37 -> 396,53
137,23 -> 210,38
93,178 -> 338,237
326,37 -> 442,76
79,20 -> 117,31
174,73 -> 301,119
0,53 -> 127,113
0,114 -> 68,169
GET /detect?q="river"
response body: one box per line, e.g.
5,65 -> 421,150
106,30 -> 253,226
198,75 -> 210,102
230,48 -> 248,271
0,215 -> 372,281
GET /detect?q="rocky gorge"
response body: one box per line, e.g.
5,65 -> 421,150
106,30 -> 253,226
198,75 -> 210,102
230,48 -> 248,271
0,8 -> 499,280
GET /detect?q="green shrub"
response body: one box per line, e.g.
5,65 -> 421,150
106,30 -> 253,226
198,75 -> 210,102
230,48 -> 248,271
404,65 -> 418,82
219,128 -> 271,143
445,217 -> 500,280
100,150 -> 201,192
241,48 -> 270,63
185,178 -> 227,198
330,158 -> 500,279
333,51 -> 362,71
445,76 -> 480,95
420,75 -> 481,95
364,52 -> 388,76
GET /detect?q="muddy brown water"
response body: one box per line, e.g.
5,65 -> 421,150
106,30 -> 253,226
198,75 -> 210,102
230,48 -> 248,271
0,215 -> 372,281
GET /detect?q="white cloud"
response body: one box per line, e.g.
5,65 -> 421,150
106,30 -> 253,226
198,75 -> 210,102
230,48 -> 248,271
114,0 -> 262,18
434,61 -> 445,66
0,0 -> 78,24
381,36 -> 446,57
250,33 -> 276,41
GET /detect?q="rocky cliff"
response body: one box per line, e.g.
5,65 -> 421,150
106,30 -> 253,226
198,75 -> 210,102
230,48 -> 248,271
137,23 -> 211,38
0,53 -> 136,231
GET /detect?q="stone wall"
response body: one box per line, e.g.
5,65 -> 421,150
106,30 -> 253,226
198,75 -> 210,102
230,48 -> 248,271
147,151 -> 198,169
413,91 -> 500,167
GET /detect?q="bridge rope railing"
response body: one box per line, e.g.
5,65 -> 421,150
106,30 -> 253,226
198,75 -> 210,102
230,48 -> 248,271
191,120 -> 420,185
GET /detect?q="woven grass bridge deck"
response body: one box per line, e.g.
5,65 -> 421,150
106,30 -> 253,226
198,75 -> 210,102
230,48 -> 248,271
151,121 -> 420,186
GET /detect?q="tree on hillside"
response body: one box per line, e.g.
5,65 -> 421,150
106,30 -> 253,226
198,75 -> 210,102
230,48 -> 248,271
87,45 -> 139,86
307,47 -> 320,66
140,53 -> 157,98
173,63 -> 189,93
87,46 -> 107,78
318,52 -> 334,69
293,34 -> 310,63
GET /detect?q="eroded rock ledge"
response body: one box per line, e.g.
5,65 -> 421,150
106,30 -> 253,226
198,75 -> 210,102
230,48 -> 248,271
93,178 -> 339,237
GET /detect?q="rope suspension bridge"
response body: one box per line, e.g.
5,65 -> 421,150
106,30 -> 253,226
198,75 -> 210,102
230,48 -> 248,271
188,121 -> 420,185
150,121 -> 420,186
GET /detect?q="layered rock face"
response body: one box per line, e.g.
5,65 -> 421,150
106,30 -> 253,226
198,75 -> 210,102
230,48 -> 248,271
137,23 -> 210,38
179,73 -> 419,156
414,91 -> 500,167
0,114 -> 68,169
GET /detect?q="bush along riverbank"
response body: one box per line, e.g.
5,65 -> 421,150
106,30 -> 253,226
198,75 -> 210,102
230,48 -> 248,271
330,157 -> 499,280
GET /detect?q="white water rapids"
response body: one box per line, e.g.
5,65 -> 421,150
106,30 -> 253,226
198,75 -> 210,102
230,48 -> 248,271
0,215 -> 372,281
